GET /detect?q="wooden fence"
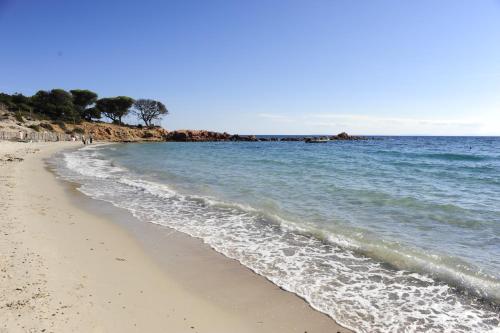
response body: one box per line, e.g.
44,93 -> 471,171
0,130 -> 77,142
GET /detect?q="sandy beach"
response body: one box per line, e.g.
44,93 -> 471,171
0,141 -> 350,333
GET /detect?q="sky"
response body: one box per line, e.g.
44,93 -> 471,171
1,0 -> 500,135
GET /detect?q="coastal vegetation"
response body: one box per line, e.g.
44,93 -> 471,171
132,99 -> 169,127
0,89 -> 168,127
0,89 -> 360,143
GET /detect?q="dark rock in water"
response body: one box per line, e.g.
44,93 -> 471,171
337,132 -> 350,139
165,130 -> 258,142
229,134 -> 258,142
163,130 -> 363,142
331,132 -> 363,140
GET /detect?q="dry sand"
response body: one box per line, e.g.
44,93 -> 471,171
0,141 -> 352,333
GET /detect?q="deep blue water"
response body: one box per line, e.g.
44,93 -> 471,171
57,137 -> 500,332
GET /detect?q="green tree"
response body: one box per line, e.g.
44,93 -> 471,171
0,93 -> 12,103
0,93 -> 13,109
31,89 -> 77,122
11,93 -> 30,106
112,96 -> 134,124
95,98 -> 115,122
10,93 -> 33,117
96,96 -> 134,124
132,99 -> 168,127
83,107 -> 102,120
70,89 -> 99,121
0,93 -> 33,118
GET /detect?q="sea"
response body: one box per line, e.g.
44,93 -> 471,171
54,136 -> 500,333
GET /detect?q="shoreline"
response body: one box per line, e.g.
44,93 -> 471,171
0,141 -> 351,332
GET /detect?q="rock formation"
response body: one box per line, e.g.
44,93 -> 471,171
164,130 -> 258,142
1,108 -> 364,143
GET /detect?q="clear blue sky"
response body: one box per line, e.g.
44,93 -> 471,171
1,0 -> 500,135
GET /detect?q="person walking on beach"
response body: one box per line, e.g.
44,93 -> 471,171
82,135 -> 86,145
89,134 -> 93,144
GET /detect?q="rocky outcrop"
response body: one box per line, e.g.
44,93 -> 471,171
329,132 -> 363,140
259,133 -> 364,142
164,130 -> 258,142
228,134 -> 257,142
163,130 -> 363,142
76,122 -> 167,142
1,108 -> 363,143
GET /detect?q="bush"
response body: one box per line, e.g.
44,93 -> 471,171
40,123 -> 54,131
1,101 -> 15,110
28,124 -> 40,132
15,112 -> 24,123
73,127 -> 85,134
53,120 -> 66,130
18,103 -> 32,112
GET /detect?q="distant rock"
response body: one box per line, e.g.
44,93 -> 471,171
165,130 -> 258,142
228,134 -> 257,142
337,132 -> 350,139
163,131 -> 364,142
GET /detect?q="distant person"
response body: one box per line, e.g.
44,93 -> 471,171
82,135 -> 86,145
89,135 -> 93,144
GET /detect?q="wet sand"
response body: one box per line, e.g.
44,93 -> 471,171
0,141 -> 352,333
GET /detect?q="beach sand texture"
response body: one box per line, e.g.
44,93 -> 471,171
0,141 -> 350,333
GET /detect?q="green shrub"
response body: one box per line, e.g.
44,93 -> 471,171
40,123 -> 54,131
1,101 -> 14,110
73,127 -> 85,134
32,112 -> 50,121
54,120 -> 67,130
18,103 -> 32,112
15,112 -> 24,123
28,124 -> 40,132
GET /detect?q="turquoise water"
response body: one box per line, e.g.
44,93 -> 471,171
57,137 -> 500,332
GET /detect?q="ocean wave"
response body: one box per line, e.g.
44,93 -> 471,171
54,145 -> 500,333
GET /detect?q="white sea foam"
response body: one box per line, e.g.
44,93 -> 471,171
55,146 -> 500,333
